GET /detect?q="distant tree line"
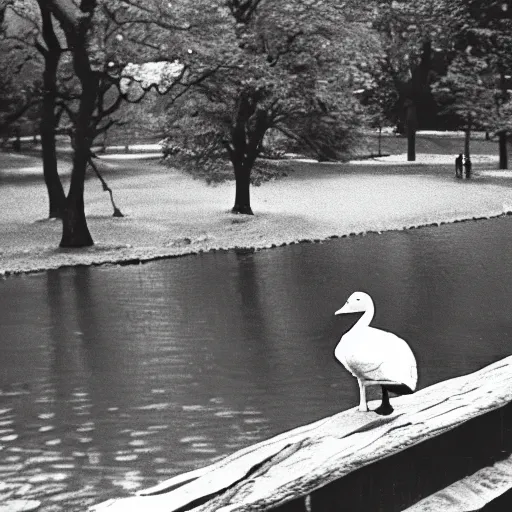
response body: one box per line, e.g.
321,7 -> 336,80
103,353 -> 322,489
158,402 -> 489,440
0,0 -> 511,247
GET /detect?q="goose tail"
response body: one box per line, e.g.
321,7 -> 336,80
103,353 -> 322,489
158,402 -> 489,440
405,363 -> 418,392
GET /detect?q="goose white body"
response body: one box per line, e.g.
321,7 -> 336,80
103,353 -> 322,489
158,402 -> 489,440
335,326 -> 417,391
334,291 -> 417,414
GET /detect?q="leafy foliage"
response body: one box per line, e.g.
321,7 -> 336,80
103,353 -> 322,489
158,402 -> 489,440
368,0 -> 467,131
164,1 -> 380,171
429,0 -> 512,134
433,53 -> 495,131
461,0 -> 512,134
0,1 -> 44,136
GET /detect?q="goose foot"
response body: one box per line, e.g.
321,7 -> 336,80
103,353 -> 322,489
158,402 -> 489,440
358,404 -> 369,412
374,402 -> 393,415
375,386 -> 393,415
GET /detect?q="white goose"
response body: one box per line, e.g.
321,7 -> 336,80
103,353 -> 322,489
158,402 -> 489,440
334,291 -> 417,415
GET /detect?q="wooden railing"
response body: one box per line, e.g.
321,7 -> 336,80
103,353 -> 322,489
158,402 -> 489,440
92,356 -> 512,512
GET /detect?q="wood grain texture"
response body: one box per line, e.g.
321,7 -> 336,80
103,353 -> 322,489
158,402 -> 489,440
403,455 -> 512,511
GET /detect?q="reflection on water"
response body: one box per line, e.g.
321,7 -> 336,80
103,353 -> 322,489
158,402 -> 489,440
2,217 -> 512,510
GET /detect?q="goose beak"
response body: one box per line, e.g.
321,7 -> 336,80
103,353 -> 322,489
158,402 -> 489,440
335,303 -> 350,315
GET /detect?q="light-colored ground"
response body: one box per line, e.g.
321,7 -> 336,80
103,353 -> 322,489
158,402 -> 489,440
2,151 -> 512,275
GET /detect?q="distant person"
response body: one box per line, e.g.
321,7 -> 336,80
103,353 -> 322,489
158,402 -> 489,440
463,155 -> 472,179
455,153 -> 463,178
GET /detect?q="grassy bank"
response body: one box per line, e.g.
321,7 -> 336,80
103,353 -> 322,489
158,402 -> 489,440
2,138 -> 512,275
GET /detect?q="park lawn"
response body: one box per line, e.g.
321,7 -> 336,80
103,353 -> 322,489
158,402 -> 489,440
2,144 -> 512,275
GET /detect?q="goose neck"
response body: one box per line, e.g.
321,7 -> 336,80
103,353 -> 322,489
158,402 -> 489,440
353,303 -> 374,330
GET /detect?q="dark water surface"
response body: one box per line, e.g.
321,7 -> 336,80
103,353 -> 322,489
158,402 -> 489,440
1,218 -> 512,510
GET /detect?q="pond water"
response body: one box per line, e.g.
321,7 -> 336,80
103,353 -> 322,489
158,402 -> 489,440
1,217 -> 512,510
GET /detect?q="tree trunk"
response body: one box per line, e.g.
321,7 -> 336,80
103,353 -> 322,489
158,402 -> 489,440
402,41 -> 431,163
41,129 -> 66,219
405,101 -> 417,162
60,127 -> 95,247
499,131 -> 508,170
227,90 -> 269,215
407,129 -> 416,162
61,127 -> 94,247
59,49 -> 98,246
498,71 -> 509,170
47,0 -> 98,247
13,128 -> 21,151
232,160 -> 253,215
60,176 -> 93,247
378,126 -> 382,157
41,52 -> 66,218
464,122 -> 471,161
38,2 -> 66,219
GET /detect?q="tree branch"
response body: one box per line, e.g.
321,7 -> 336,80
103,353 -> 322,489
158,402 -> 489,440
0,97 -> 40,129
226,0 -> 266,24
55,99 -> 77,123
102,1 -> 194,32
88,155 -> 124,217
93,118 -> 117,138
46,0 -> 87,34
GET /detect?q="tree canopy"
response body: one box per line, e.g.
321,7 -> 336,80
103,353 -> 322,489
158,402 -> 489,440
2,0 -> 512,244
159,0 -> 382,212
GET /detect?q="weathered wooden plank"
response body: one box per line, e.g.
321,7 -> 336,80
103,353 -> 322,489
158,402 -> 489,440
92,414 -> 396,512
136,413 -> 345,497
402,454 -> 512,511
92,356 -> 512,512
479,486 -> 512,511
310,402 -> 512,511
